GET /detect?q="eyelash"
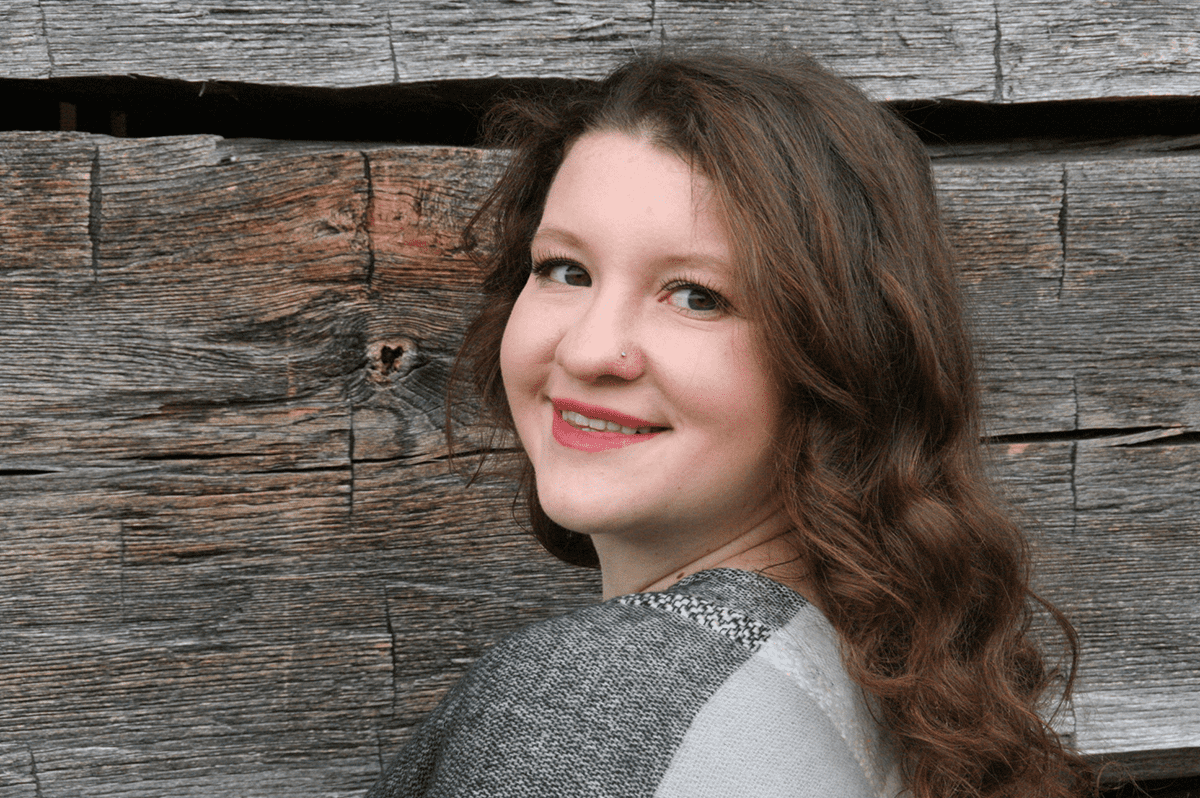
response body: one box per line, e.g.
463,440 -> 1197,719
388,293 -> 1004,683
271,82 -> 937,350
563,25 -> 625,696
530,255 -> 733,316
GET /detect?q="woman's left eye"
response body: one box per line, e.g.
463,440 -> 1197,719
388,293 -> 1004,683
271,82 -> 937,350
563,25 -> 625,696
666,283 -> 726,315
532,257 -> 591,287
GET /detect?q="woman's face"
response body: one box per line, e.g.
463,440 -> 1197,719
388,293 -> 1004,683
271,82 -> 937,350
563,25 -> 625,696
500,130 -> 784,566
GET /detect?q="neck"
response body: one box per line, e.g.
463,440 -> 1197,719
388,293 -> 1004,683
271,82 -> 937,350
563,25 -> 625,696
593,509 -> 809,601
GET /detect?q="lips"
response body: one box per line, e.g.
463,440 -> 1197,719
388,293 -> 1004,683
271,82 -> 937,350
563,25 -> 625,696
550,398 -> 665,452
552,398 -> 659,430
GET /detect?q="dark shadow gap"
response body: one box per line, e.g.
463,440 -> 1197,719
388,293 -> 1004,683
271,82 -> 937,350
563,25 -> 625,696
3,75 -> 1199,146
1121,431 -> 1200,448
984,426 -> 1169,445
1100,772 -> 1200,798
893,96 -> 1200,147
0,75 -> 586,145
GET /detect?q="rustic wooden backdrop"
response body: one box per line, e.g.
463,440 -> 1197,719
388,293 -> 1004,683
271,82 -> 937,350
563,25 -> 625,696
2,2 -> 1199,796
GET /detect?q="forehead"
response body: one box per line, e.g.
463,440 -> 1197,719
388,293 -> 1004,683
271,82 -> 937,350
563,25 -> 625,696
535,131 -> 732,269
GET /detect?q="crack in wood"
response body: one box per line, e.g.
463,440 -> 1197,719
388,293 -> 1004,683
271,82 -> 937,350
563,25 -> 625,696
383,591 -> 399,716
88,146 -> 100,281
155,545 -> 240,563
985,425 -> 1186,445
374,731 -> 386,779
114,453 -> 353,474
348,409 -> 357,523
385,9 -> 400,84
361,151 -> 377,289
36,0 -> 54,76
350,447 -> 523,467
28,743 -> 43,798
1069,441 -> 1079,535
1118,430 -> 1200,448
119,521 -> 128,620
991,0 -> 1004,103
1057,166 -> 1069,299
1072,376 -> 1080,432
124,452 -> 257,461
254,464 -> 350,475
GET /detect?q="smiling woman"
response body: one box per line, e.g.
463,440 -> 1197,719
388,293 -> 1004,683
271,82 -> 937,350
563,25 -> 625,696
502,131 -> 788,600
368,51 -> 1098,798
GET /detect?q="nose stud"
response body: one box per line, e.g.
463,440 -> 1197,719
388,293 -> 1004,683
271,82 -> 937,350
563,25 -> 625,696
620,352 -> 627,358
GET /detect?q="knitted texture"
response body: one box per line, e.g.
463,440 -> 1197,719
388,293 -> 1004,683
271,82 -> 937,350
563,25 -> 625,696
367,569 -> 902,798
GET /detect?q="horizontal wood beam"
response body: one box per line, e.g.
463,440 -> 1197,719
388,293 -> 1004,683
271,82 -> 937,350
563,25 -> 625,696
2,1 -> 1198,102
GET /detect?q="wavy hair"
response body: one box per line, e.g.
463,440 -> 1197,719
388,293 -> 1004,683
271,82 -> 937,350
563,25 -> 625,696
447,51 -> 1096,798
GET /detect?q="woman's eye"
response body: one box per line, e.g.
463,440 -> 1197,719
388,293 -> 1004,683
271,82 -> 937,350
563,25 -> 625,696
534,259 -> 591,287
666,284 -> 724,314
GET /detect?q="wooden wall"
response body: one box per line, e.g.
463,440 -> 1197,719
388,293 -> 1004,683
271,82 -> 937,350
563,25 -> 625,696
1,2 -> 1198,795
4,0 -> 1200,101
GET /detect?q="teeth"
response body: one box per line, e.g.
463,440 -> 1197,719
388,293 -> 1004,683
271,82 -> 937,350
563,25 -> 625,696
562,409 -> 654,435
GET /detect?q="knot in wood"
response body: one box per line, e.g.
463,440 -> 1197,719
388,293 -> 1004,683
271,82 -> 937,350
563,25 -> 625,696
376,337 -> 423,380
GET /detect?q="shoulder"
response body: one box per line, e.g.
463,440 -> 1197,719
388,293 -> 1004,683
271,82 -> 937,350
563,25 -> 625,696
649,582 -> 905,798
371,582 -> 758,798
452,585 -> 759,725
459,568 -> 810,702
370,569 -> 898,798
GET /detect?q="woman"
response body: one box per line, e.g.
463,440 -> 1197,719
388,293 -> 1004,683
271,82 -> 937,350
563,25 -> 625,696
368,52 -> 1096,797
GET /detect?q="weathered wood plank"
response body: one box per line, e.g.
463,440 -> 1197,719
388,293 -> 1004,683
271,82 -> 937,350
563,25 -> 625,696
1,1 -> 1197,101
0,461 -> 354,624
0,131 -> 94,278
38,0 -> 394,86
0,743 -> 39,798
990,439 -> 1200,776
0,465 -> 393,795
934,153 -> 1200,436
934,161 -> 1076,435
3,623 -> 390,795
1065,158 -> 1200,431
0,0 -> 51,80
365,146 -> 504,291
654,0 -> 996,101
384,0 -> 650,83
0,132 -> 369,469
999,0 -> 1200,102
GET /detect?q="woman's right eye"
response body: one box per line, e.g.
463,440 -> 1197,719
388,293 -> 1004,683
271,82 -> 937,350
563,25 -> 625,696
533,258 -> 591,287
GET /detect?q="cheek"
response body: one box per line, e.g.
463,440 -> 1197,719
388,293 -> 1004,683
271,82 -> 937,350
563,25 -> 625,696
688,330 -> 780,430
500,285 -> 555,407
711,343 -> 783,481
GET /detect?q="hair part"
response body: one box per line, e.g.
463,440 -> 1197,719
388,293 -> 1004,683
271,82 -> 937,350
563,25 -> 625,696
447,49 -> 1096,798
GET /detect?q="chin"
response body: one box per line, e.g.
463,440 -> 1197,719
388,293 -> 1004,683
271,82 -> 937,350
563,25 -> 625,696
536,488 -> 640,538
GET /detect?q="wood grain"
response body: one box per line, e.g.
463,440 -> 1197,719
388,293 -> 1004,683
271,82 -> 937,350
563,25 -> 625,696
1066,157 -> 1200,431
935,154 -> 1200,436
654,0 -> 996,101
999,0 -> 1200,102
991,439 -> 1200,772
0,132 -> 368,470
1,133 -> 1197,793
1,1 -> 1197,101
0,0 -> 51,81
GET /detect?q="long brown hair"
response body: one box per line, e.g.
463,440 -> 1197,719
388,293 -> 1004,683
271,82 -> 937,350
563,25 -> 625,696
448,51 -> 1096,798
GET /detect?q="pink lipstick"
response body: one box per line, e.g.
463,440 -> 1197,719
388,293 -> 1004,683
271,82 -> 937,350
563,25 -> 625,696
551,398 -> 664,452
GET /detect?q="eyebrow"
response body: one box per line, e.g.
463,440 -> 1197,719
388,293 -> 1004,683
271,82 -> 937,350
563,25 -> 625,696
530,227 -> 587,251
530,227 -> 732,273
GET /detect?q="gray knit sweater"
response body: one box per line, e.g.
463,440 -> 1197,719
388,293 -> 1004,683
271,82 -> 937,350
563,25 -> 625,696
367,568 -> 903,797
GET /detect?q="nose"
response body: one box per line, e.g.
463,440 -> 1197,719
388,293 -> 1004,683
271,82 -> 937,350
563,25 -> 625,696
554,284 -> 645,382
